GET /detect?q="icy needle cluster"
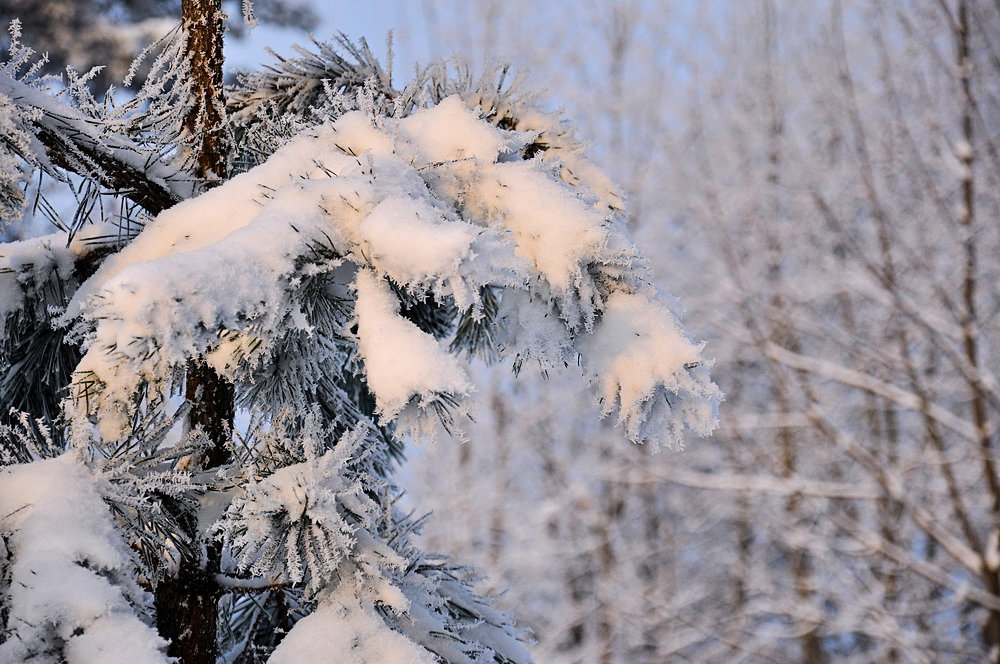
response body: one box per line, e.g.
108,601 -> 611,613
66,95 -> 719,449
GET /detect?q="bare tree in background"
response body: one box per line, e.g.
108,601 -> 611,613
405,1 -> 1000,662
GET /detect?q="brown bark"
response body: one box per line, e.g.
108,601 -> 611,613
34,125 -> 181,214
154,1 -> 232,662
186,358 -> 236,470
153,500 -> 223,664
181,0 -> 229,182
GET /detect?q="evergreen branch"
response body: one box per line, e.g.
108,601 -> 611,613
215,574 -> 288,592
0,73 -> 189,215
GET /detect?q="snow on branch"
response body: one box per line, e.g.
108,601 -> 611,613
0,232 -> 80,331
0,72 -> 188,214
582,291 -> 720,448
354,268 -> 472,441
65,94 -> 719,448
0,454 -> 169,663
0,23 -> 194,217
269,581 -> 437,664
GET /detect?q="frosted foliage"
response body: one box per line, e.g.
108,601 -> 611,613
0,23 -> 40,228
0,455 -> 168,664
0,92 -> 32,226
582,291 -> 721,448
394,564 -> 535,664
0,232 -> 80,330
494,289 -> 573,369
354,268 -> 471,423
218,425 -> 384,594
214,411 -> 531,663
269,583 -> 436,664
66,94 -> 717,447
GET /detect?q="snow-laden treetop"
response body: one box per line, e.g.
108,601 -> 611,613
62,94 -> 719,449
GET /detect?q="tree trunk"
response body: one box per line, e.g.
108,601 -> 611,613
180,0 -> 229,182
153,500 -> 224,664
154,2 -> 231,662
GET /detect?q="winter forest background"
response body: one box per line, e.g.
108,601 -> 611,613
1,0 -> 999,663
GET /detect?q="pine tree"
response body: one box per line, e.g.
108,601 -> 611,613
0,0 -> 318,92
0,3 -> 720,662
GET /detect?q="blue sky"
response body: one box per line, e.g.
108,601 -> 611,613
225,2 -> 420,76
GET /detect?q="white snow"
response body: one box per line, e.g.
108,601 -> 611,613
358,195 -> 472,288
62,94 -> 717,449
581,290 -> 721,448
0,454 -> 169,664
268,584 -> 436,664
475,160 -> 608,294
353,268 -> 471,422
397,95 -> 510,164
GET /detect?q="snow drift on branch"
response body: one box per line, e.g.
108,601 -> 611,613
0,454 -> 169,664
65,94 -> 719,448
269,582 -> 436,664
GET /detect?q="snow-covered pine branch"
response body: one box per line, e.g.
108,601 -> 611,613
0,454 -> 170,664
0,18 -> 719,663
65,95 -> 719,449
0,20 -> 198,221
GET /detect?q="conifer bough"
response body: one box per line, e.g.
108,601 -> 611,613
0,3 -> 720,662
